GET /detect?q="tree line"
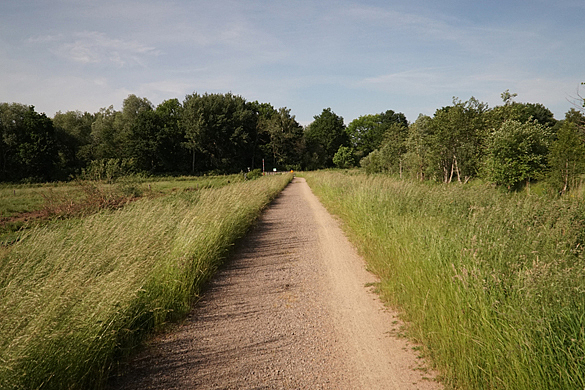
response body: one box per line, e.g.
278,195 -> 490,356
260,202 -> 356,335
0,93 -> 307,182
1,90 -> 584,192
358,91 -> 585,194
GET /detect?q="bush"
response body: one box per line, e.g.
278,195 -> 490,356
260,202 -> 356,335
246,168 -> 262,180
485,120 -> 550,188
81,158 -> 137,183
333,146 -> 356,169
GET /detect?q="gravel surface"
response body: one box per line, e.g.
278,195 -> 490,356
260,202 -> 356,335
109,177 -> 442,390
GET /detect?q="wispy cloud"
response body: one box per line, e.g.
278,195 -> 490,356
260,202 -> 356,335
29,31 -> 159,67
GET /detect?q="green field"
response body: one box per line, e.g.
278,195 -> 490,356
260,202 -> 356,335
305,171 -> 585,390
0,174 -> 248,244
0,173 -> 292,390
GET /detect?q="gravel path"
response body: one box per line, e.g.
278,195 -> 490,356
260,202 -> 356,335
109,177 -> 441,389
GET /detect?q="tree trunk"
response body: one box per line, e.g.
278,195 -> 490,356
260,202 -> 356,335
562,160 -> 569,195
453,155 -> 461,183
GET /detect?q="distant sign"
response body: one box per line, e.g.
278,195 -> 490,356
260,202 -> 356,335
273,168 -> 277,172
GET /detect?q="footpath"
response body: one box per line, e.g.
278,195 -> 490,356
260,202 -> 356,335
109,177 -> 441,390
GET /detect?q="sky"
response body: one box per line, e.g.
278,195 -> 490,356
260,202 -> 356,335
1,0 -> 584,126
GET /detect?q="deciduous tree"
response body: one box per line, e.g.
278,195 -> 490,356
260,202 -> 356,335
485,119 -> 550,189
548,119 -> 585,194
304,108 -> 348,169
181,93 -> 257,173
0,103 -> 57,181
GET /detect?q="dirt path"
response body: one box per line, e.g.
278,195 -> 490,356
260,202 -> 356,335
109,177 -> 441,389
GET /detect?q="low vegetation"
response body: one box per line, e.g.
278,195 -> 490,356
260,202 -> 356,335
0,173 -> 292,390
305,171 -> 585,390
0,174 -> 246,244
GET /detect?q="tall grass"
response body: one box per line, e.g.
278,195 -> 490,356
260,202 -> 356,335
305,171 -> 585,390
0,174 -> 292,390
0,174 -> 245,244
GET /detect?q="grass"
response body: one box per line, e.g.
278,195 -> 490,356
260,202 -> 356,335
0,173 -> 292,390
0,182 -> 85,218
0,174 -> 246,244
304,170 -> 585,390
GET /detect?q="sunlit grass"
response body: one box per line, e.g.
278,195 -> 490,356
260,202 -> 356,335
0,182 -> 84,218
0,174 -> 246,244
305,171 -> 585,390
0,174 -> 292,390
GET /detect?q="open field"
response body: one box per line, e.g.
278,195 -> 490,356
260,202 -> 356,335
0,174 -> 246,244
0,174 -> 246,218
304,171 -> 585,390
0,174 -> 292,390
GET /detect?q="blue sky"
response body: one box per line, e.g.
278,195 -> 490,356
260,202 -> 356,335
1,0 -> 584,125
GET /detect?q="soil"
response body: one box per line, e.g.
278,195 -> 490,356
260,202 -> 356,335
109,177 -> 442,389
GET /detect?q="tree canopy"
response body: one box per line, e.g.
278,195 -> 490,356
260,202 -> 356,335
304,108 -> 348,169
3,88 -> 582,195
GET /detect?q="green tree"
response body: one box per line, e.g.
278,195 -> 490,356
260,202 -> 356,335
564,108 -> 585,131
116,95 -> 155,158
304,108 -> 348,169
548,120 -> 585,194
424,97 -> 489,182
250,101 -> 277,171
53,110 -> 95,176
181,93 -> 257,173
118,95 -> 154,134
0,103 -> 58,181
90,105 -> 120,160
154,98 -> 188,173
488,92 -> 557,129
485,119 -> 550,189
124,109 -> 164,172
258,106 -> 304,171
402,114 -> 434,180
346,110 -> 407,161
359,122 -> 409,175
333,145 -> 356,169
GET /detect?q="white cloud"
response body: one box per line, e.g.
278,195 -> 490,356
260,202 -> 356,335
357,68 -> 459,96
30,31 -> 160,67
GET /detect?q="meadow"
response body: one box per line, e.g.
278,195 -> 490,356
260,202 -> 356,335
0,173 -> 292,390
305,171 -> 585,390
0,174 -> 247,244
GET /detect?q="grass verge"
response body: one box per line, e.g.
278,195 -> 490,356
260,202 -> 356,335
304,171 -> 585,390
0,174 -> 292,390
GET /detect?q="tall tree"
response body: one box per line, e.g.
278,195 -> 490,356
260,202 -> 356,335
0,103 -> 57,181
488,92 -> 557,130
548,117 -> 585,194
124,109 -> 164,172
304,108 -> 348,169
155,99 -> 188,173
258,106 -> 304,171
116,95 -> 155,158
53,110 -> 95,176
427,97 -> 489,183
181,93 -> 257,173
90,105 -> 120,160
346,110 -> 408,161
403,114 -> 434,180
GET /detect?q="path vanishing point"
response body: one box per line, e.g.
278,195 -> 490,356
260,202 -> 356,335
109,177 -> 442,390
